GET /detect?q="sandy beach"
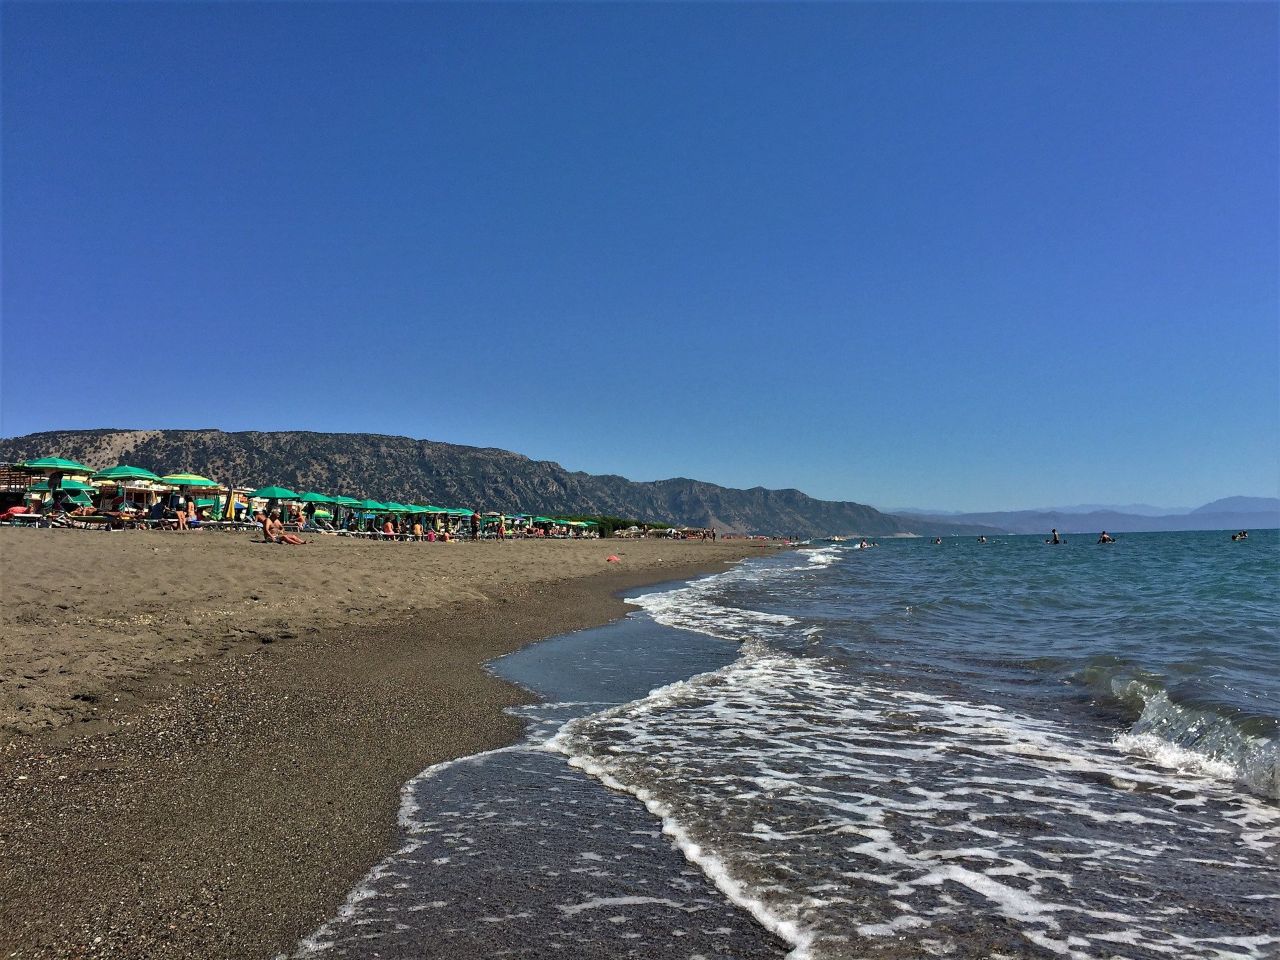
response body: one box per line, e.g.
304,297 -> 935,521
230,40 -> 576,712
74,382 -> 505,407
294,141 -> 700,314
0,529 -> 779,959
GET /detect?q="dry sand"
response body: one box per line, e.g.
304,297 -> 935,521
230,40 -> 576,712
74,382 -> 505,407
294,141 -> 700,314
0,528 -> 780,959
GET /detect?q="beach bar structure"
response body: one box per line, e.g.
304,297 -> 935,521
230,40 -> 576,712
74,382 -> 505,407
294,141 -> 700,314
90,466 -> 173,511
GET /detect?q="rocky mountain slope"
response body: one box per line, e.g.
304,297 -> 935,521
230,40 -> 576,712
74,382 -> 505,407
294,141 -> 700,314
0,429 -> 925,537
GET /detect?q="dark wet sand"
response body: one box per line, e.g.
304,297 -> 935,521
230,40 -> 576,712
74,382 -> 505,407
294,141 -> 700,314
0,534 -> 776,959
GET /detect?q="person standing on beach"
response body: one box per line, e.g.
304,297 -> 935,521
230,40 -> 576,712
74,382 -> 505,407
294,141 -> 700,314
471,511 -> 480,541
497,514 -> 506,540
46,470 -> 63,511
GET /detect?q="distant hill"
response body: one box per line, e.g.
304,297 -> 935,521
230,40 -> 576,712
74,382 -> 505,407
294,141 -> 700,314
894,497 -> 1280,535
1190,496 -> 1280,516
1,428 -> 940,537
1033,503 -> 1192,517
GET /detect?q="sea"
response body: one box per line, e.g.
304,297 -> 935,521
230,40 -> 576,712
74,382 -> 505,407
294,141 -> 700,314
289,529 -> 1279,960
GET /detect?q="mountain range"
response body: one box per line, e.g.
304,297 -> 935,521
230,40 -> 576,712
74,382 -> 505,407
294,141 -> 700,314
2,429 -> 1273,537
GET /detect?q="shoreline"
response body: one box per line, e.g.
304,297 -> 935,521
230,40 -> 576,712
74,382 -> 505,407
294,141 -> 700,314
0,533 -> 779,959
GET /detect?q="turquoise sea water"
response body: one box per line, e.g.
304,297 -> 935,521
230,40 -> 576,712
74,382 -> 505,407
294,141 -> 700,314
296,529 -> 1278,960
765,529 -> 1279,796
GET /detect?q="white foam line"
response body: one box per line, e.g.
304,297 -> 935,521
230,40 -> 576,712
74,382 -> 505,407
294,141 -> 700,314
558,751 -> 817,960
555,895 -> 687,917
284,742 -> 529,958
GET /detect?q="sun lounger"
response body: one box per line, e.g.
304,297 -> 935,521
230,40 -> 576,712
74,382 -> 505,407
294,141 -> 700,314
2,513 -> 45,527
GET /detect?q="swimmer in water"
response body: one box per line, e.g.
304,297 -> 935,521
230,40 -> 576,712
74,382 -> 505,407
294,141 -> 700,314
977,536 -> 988,543
1097,531 -> 1115,544
1047,528 -> 1062,544
933,537 -> 943,545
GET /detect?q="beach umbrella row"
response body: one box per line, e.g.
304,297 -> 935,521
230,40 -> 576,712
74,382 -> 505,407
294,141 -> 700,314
14,456 -> 556,526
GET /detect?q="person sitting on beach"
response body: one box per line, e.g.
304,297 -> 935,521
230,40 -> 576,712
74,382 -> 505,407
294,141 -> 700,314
265,511 -> 306,545
1097,531 -> 1115,544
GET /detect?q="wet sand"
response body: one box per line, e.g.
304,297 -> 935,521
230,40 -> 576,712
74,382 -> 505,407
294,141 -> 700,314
0,530 -> 778,959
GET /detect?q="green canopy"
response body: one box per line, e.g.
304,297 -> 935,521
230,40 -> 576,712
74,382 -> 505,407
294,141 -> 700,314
332,496 -> 361,506
162,473 -> 219,488
383,501 -> 411,512
297,491 -> 334,503
92,465 -> 163,483
29,489 -> 93,507
28,478 -> 97,492
355,499 -> 386,510
18,457 -> 92,473
249,486 -> 299,499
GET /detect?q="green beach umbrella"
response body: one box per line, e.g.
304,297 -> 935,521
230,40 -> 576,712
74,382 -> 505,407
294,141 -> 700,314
297,491 -> 334,503
92,465 -> 163,483
17,457 -> 93,474
383,501 -> 411,512
248,485 -> 299,499
28,478 -> 97,492
161,473 -> 219,488
332,496 -> 361,505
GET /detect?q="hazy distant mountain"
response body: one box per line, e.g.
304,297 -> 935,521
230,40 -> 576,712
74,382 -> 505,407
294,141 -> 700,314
890,503 -> 1189,518
1035,503 -> 1192,517
894,497 -> 1279,535
1,428 -> 940,537
1190,496 -> 1280,516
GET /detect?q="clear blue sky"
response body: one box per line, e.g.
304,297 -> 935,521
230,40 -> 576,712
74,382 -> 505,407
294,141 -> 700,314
3,2 -> 1276,512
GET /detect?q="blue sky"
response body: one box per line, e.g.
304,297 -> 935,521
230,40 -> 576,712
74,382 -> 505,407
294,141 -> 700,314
3,2 -> 1276,511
